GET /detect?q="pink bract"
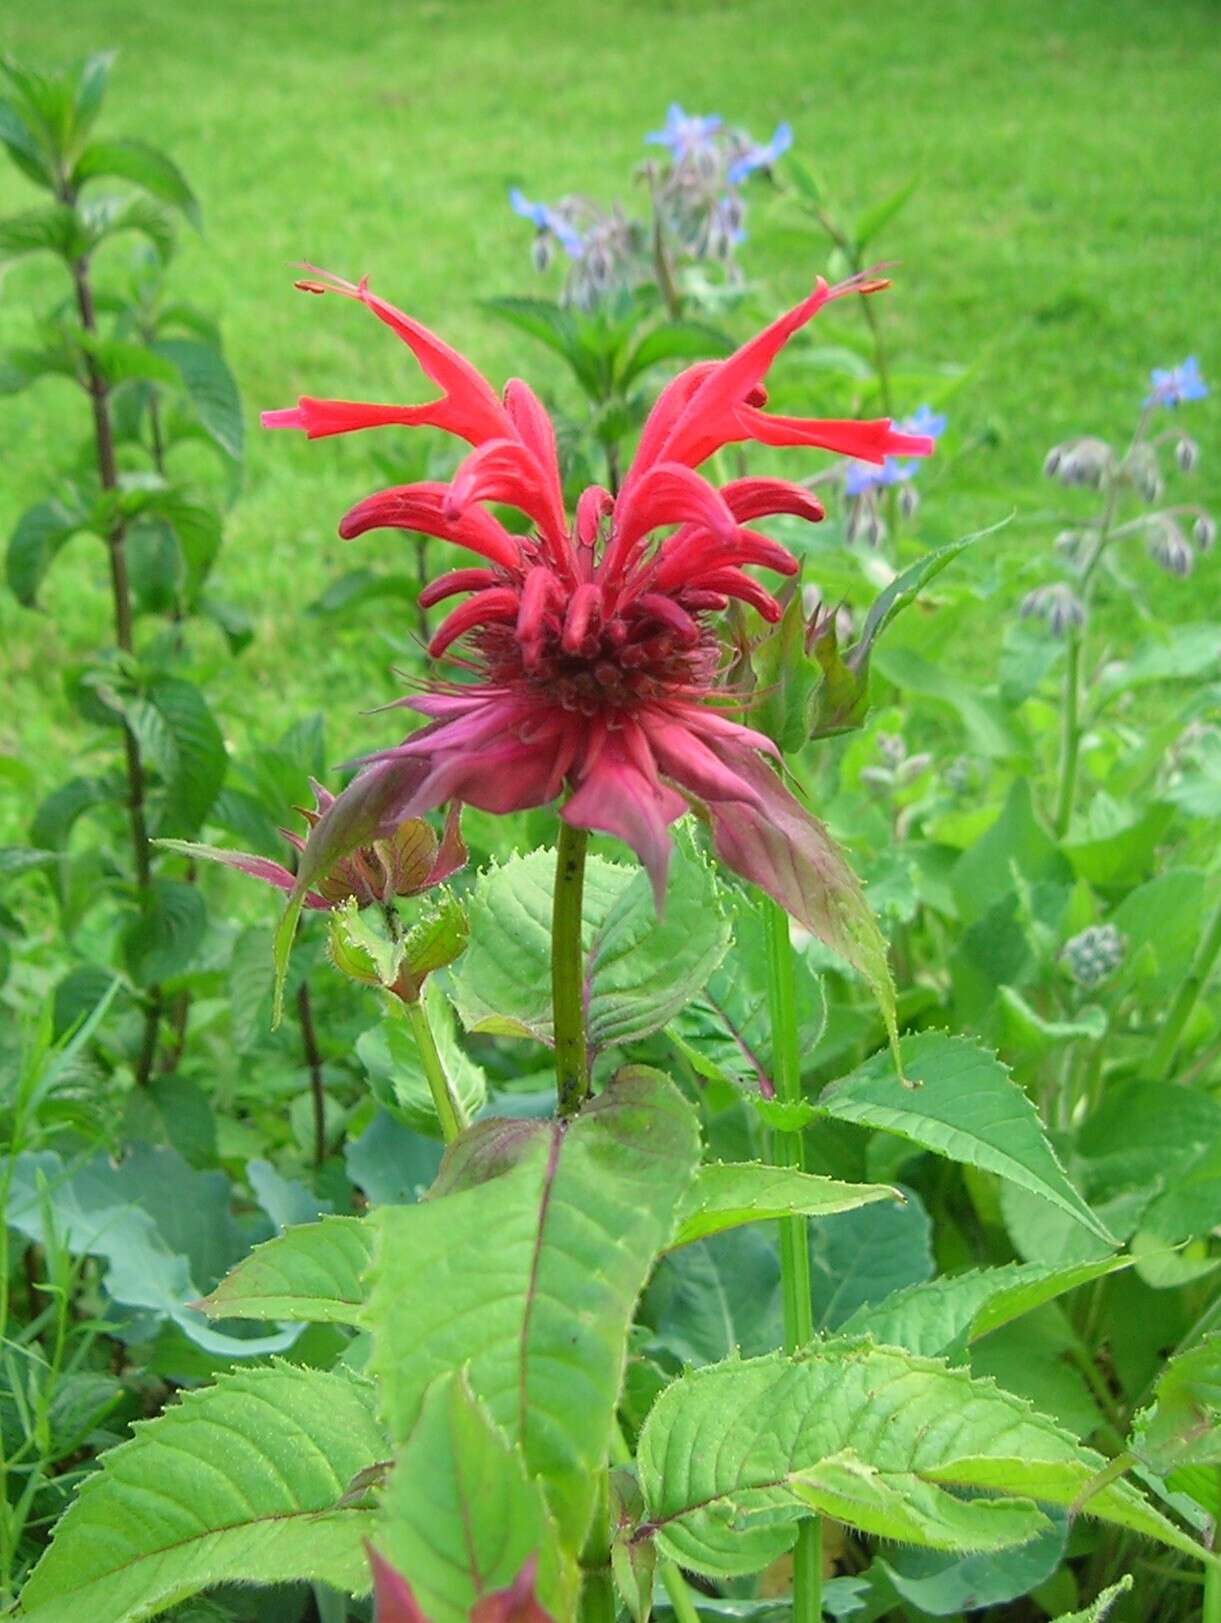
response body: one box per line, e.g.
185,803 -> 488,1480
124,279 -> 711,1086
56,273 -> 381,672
264,270 -> 932,914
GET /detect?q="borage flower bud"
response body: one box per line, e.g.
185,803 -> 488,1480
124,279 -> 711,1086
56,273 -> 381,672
1046,437 -> 1115,490
1125,444 -> 1163,503
1020,582 -> 1085,637
1193,513 -> 1216,552
1176,436 -> 1199,473
1147,516 -> 1194,577
263,268 -> 934,931
1061,923 -> 1126,988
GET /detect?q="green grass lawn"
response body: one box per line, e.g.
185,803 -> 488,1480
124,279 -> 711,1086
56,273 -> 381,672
1,0 -> 1217,802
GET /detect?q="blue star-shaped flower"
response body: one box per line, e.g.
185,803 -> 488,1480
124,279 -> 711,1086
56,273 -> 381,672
644,103 -> 723,162
727,121 -> 793,185
1145,356 -> 1208,408
508,188 -> 584,258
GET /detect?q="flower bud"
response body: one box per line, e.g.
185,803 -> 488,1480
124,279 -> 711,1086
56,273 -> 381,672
1061,923 -> 1126,988
1020,582 -> 1085,637
1045,438 -> 1115,489
899,482 -> 920,521
1193,513 -> 1216,552
1043,447 -> 1063,478
876,732 -> 906,769
531,233 -> 553,273
1176,436 -> 1199,473
1147,516 -> 1194,577
897,751 -> 932,786
1053,529 -> 1084,560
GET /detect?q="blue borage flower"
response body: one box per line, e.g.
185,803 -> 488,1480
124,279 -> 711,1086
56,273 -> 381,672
844,403 -> 947,495
727,121 -> 793,185
508,187 -> 584,258
644,103 -> 723,162
1145,356 -> 1208,409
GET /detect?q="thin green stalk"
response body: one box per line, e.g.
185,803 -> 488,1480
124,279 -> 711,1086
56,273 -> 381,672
580,1468 -> 615,1623
552,821 -> 590,1119
1148,896 -> 1221,1082
1053,626 -> 1082,839
763,896 -> 822,1623
661,1560 -> 703,1623
295,980 -> 328,1168
406,996 -> 465,1144
1205,1474 -> 1221,1623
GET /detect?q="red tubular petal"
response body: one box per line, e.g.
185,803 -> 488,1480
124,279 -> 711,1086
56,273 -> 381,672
633,592 -> 701,644
718,476 -> 826,524
428,587 -> 521,658
516,565 -> 560,660
445,439 -> 570,560
640,714 -> 766,807
261,397 -> 464,441
739,409 -> 934,465
694,567 -> 784,621
656,527 -> 798,589
562,582 -> 603,652
339,481 -> 522,570
576,485 -> 614,547
504,379 -> 568,542
605,461 -> 738,581
417,568 -> 499,609
282,269 -> 511,447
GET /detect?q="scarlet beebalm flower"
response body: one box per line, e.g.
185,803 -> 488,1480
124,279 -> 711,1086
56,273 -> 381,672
263,268 -> 931,935
160,782 -> 466,910
369,1545 -> 555,1622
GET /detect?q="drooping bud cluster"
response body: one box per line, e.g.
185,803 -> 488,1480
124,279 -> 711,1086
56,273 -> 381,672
1020,582 -> 1086,637
1061,924 -> 1126,988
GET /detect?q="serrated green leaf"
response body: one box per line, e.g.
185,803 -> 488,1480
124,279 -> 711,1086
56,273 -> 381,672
840,1256 -> 1131,1357
671,1162 -> 898,1249
123,877 -> 206,984
818,1032 -> 1113,1242
367,1068 -> 701,1552
446,844 -> 730,1051
145,676 -> 227,836
620,318 -> 734,387
198,1215 -> 372,1326
17,1365 -> 385,1623
152,337 -> 243,458
880,1510 -> 1068,1617
6,499 -> 83,606
73,137 -> 201,227
1131,1333 -> 1221,1477
635,1342 -> 1206,1578
1049,1577 -> 1134,1623
376,1372 -> 578,1623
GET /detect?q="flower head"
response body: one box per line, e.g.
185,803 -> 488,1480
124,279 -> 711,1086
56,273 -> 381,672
726,121 -> 793,185
508,188 -> 584,258
1145,356 -> 1208,409
263,269 -> 932,921
645,103 -> 723,163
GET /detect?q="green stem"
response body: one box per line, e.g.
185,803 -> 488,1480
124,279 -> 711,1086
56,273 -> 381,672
580,1469 -> 615,1623
406,996 -> 465,1144
661,1560 -> 703,1623
763,897 -> 822,1623
1148,896 -> 1221,1083
1053,626 -> 1082,839
295,980 -> 328,1168
553,822 -> 590,1119
1205,1472 -> 1221,1623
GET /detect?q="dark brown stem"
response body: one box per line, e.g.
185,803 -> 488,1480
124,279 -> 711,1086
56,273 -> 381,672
296,980 -> 327,1168
71,250 -> 160,1084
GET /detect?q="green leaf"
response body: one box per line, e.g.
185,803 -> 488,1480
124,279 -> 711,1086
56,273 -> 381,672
872,643 -> 1026,759
1096,624 -> 1219,696
81,191 -> 177,263
446,843 -> 730,1052
356,980 -> 487,1134
30,775 -> 107,851
619,319 -> 734,387
376,1372 -> 578,1623
198,1215 -> 372,1326
0,98 -> 56,188
840,1256 -> 1131,1357
17,1365 -> 385,1623
123,877 -> 206,984
634,1343 -> 1206,1578
1131,1333 -> 1221,1477
145,676 -> 227,836
818,1032 -> 1113,1242
854,174 -> 920,249
880,1513 -> 1068,1616
153,337 -> 244,459
80,334 -> 179,389
670,1162 -> 898,1249
951,778 -> 1071,925
5,499 -> 82,606
73,137 -> 201,226
0,201 -> 85,262
668,890 -> 825,1099
366,1068 -> 701,1551
642,1226 -> 781,1366
1049,1577 -> 1134,1623
809,1192 -> 935,1329
307,567 -> 421,617
480,296 -> 605,395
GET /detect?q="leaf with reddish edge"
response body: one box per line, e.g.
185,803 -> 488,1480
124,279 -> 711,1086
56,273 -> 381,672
369,1542 -> 431,1622
158,837 -> 327,908
698,750 -> 901,1068
272,757 -> 431,1024
366,1068 -> 701,1555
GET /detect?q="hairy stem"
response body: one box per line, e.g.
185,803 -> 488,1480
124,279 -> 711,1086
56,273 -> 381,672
71,251 -> 160,1083
295,980 -> 328,1167
763,896 -> 822,1623
552,821 -> 590,1119
406,995 -> 465,1144
1149,896 -> 1221,1082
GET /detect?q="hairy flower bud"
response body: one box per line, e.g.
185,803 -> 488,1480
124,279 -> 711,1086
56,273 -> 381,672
1045,438 -> 1114,489
1020,582 -> 1085,637
899,481 -> 920,520
1175,435 -> 1200,473
1193,512 -> 1216,552
1126,444 -> 1164,503
1147,516 -> 1194,577
1053,529 -> 1084,560
1061,923 -> 1126,988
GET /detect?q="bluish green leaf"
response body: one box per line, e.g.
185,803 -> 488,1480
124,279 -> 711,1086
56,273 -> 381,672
153,337 -> 243,458
73,137 -> 201,227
